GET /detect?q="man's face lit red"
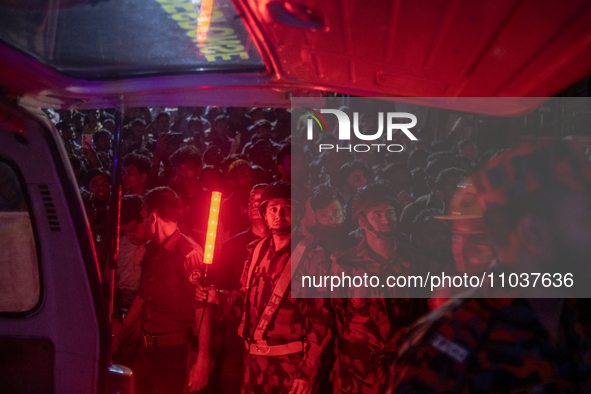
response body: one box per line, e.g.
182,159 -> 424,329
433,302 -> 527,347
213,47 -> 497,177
96,134 -> 111,151
122,165 -> 146,193
248,189 -> 264,222
132,123 -> 145,139
236,166 -> 254,190
89,175 -> 110,202
89,109 -> 100,122
361,202 -> 397,234
315,199 -> 346,227
121,220 -> 147,246
256,124 -> 272,139
157,115 -> 170,134
348,169 -> 367,191
72,114 -> 84,131
62,124 -> 76,140
214,119 -> 231,136
141,205 -> 156,240
263,198 -> 292,230
175,162 -> 200,187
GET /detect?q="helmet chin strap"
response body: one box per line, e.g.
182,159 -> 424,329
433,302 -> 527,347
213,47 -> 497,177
359,213 -> 395,240
271,226 -> 291,236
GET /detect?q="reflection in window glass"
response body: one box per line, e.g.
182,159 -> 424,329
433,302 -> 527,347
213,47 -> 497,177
0,0 -> 264,79
0,162 -> 39,313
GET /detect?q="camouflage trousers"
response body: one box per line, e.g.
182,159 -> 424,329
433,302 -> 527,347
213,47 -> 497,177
330,354 -> 387,394
242,351 -> 303,394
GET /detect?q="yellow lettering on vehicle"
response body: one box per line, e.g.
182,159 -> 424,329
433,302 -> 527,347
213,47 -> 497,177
200,45 -> 245,54
204,27 -> 235,36
179,21 -> 198,29
186,28 -> 234,39
197,36 -> 240,45
162,3 -> 193,13
209,11 -> 226,22
173,11 -> 225,23
157,1 -> 248,62
198,41 -> 241,48
205,52 -> 249,61
172,12 -> 195,22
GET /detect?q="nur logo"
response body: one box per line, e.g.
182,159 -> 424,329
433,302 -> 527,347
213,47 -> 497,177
304,108 -> 418,153
304,108 -> 328,135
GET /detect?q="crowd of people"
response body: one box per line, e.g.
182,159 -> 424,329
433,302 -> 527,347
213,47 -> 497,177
44,104 -> 591,394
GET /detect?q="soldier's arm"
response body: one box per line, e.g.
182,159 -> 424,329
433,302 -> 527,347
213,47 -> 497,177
210,239 -> 261,319
121,294 -> 144,330
184,246 -> 211,391
187,304 -> 210,391
204,256 -> 249,320
194,305 -> 210,359
112,294 -> 144,356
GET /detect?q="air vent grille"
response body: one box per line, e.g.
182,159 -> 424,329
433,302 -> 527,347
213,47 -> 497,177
38,185 -> 61,232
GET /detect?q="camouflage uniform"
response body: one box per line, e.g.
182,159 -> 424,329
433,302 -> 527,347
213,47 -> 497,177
217,232 -> 332,394
388,142 -> 591,393
387,297 -> 591,393
330,237 -> 429,394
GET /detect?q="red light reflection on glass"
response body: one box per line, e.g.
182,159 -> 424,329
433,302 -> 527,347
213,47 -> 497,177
197,0 -> 213,44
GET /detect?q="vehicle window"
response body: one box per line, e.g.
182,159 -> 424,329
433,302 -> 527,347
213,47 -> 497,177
0,0 -> 264,79
0,161 -> 39,313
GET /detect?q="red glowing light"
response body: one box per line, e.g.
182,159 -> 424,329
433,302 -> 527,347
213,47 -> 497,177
197,0 -> 213,44
203,191 -> 221,265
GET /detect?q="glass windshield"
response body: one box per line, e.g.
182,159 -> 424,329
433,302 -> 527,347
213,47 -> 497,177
0,0 -> 265,79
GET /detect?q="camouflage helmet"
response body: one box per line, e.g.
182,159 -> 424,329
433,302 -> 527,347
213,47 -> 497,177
435,178 -> 482,220
259,181 -> 301,216
351,181 -> 401,221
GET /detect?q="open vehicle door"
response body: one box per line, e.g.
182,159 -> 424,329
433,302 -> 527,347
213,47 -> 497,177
0,102 -> 127,393
0,0 -> 590,112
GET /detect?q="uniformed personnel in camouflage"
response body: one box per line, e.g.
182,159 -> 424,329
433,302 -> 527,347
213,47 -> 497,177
198,182 -> 332,394
331,181 -> 430,394
387,296 -> 591,394
387,141 -> 591,394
